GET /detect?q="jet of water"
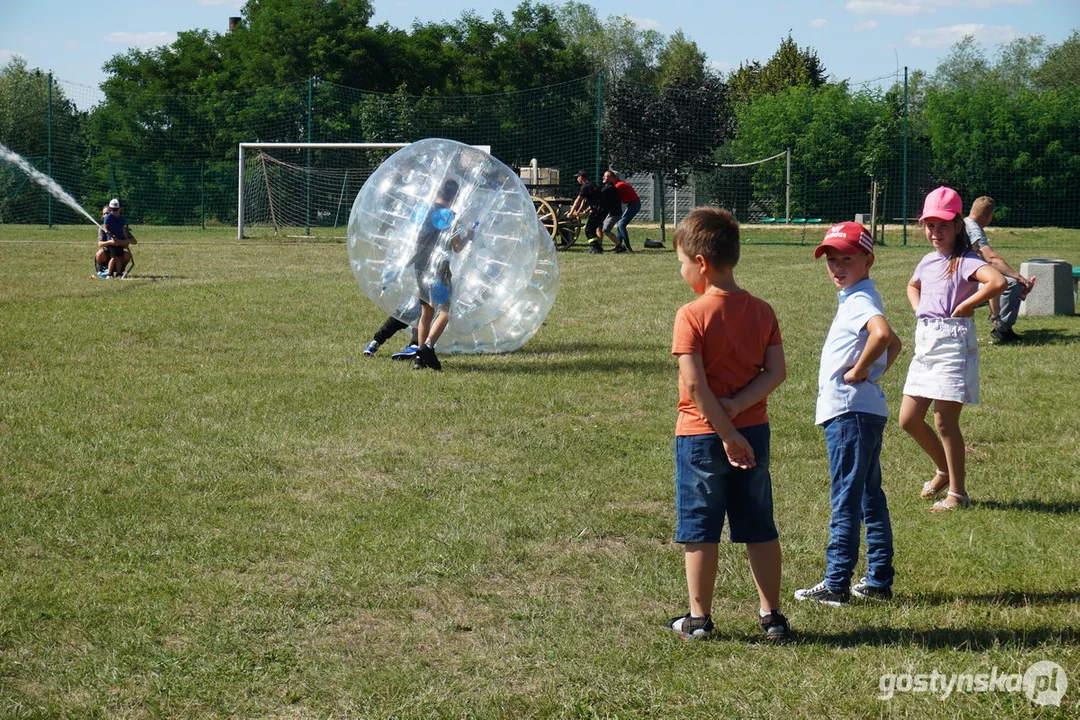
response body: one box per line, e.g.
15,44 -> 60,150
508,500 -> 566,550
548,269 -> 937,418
0,141 -> 101,228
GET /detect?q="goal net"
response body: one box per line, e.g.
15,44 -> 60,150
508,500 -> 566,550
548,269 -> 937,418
695,149 -> 792,225
238,143 -> 409,238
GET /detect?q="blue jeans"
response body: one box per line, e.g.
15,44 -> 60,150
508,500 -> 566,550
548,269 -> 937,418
823,412 -> 894,591
674,425 -> 778,544
617,200 -> 641,246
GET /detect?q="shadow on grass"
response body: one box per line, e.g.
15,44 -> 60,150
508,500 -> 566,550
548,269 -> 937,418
1004,328 -> 1080,345
91,275 -> 184,282
977,499 -> 1080,514
913,590 -> 1080,607
793,625 -> 1078,650
459,357 -> 674,375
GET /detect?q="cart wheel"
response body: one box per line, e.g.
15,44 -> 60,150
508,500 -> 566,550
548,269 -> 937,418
551,200 -> 581,250
533,196 -> 558,240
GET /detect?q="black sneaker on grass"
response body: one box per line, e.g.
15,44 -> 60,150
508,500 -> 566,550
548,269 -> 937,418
665,613 -> 714,640
851,577 -> 893,602
415,343 -> 442,371
991,327 -> 1022,344
759,610 -> 792,641
794,581 -> 850,606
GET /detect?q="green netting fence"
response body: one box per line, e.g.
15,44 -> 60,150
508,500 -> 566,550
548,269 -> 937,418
2,72 -> 1078,241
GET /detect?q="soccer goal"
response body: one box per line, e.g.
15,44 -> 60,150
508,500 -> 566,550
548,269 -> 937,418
715,148 -> 792,224
237,142 -> 494,239
237,143 -> 409,239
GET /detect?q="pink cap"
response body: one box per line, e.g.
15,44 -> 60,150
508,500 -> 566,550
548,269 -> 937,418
814,222 -> 874,258
919,186 -> 962,221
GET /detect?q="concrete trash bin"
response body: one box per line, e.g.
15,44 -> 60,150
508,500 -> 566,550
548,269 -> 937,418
1019,259 -> 1075,316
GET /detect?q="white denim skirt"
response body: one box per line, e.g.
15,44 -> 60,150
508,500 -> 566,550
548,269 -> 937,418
902,317 -> 979,404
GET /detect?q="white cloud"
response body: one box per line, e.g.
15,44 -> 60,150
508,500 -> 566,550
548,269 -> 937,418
628,16 -> 663,30
846,0 -> 1032,14
854,20 -> 879,30
908,23 -> 1022,47
810,18 -> 828,28
64,41 -> 78,50
0,49 -> 19,65
103,31 -> 177,49
846,1 -> 925,15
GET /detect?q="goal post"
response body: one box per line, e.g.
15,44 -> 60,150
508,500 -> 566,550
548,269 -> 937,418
718,148 -> 791,223
237,142 -> 494,238
237,142 -> 408,238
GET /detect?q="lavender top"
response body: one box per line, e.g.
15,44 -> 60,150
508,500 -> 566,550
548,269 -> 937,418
911,250 -> 988,319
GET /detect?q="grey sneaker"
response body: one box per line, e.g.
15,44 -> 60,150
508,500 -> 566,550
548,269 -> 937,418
852,578 -> 893,602
759,610 -> 792,641
794,581 -> 849,606
665,613 -> 714,640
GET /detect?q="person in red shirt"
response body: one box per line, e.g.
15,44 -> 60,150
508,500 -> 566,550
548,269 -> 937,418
604,170 -> 642,251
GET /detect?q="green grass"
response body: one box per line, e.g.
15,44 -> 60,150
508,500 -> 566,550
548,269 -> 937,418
1,225 -> 1078,719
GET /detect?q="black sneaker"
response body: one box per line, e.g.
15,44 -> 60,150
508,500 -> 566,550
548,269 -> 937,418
759,610 -> 792,641
794,581 -> 849,606
851,578 -> 893,602
991,327 -> 1024,344
416,343 -> 441,371
665,613 -> 713,640
587,243 -> 603,254
613,244 -> 628,254
413,353 -> 426,370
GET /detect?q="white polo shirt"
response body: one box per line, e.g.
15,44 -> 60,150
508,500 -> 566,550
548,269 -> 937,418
815,278 -> 889,425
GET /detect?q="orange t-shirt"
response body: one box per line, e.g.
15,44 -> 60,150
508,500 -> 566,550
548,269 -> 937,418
671,290 -> 782,435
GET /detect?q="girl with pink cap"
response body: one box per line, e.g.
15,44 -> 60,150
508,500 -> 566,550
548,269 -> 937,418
898,187 -> 1006,511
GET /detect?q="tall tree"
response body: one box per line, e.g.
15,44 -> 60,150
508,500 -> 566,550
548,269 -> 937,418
656,30 -> 709,86
0,57 -> 87,223
558,2 -> 664,84
728,33 -> 827,102
605,74 -> 731,239
1035,30 -> 1080,90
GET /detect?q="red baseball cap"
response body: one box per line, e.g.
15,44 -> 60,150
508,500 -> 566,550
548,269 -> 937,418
814,222 -> 874,258
919,186 -> 962,221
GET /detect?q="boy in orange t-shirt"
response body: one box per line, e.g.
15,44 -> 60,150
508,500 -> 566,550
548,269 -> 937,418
665,208 -> 791,641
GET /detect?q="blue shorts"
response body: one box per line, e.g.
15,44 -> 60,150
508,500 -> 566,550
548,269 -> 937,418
674,424 -> 778,544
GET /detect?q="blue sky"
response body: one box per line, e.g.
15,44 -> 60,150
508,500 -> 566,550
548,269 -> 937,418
2,0 -> 1077,106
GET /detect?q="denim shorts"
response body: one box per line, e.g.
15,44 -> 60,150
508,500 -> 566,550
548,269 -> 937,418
674,424 -> 778,544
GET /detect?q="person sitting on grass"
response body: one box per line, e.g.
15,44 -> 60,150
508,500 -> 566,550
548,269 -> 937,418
97,199 -> 134,278
964,196 -> 1034,344
665,207 -> 791,641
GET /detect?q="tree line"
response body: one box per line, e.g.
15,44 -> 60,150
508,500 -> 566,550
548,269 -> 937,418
1,0 -> 1078,227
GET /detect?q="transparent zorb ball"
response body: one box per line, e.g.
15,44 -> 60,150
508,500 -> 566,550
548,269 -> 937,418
347,138 -> 558,353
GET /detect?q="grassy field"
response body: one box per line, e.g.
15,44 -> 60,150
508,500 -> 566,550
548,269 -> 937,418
1,224 -> 1078,719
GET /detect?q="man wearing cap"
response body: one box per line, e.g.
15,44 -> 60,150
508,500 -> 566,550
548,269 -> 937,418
98,199 -> 134,277
794,222 -> 902,606
568,170 -> 604,254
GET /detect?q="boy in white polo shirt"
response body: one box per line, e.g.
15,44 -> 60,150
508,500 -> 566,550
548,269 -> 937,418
795,222 -> 903,605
